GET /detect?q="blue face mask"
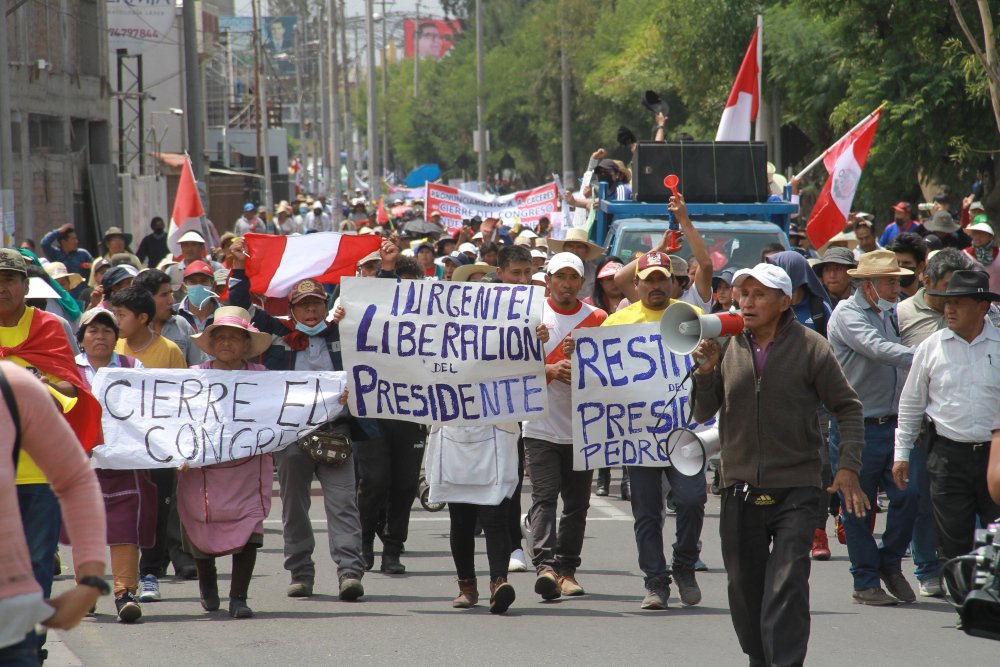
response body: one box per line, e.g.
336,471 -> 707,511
186,285 -> 217,309
295,320 -> 328,336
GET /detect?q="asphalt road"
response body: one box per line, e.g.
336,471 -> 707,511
47,477 -> 999,666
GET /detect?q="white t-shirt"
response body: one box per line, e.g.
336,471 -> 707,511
522,299 -> 607,444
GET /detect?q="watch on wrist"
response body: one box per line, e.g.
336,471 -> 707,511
78,575 -> 111,596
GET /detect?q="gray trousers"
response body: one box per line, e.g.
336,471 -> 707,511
524,437 -> 594,575
276,443 -> 365,581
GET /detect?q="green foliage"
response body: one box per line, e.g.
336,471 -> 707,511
380,0 -> 1000,216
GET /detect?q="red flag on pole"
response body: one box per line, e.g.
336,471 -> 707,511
805,109 -> 882,249
376,196 -> 389,225
715,28 -> 760,141
167,154 -> 206,256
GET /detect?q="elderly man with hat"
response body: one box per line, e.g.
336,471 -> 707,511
692,262 -> 867,667
812,246 -> 857,306
227,237 -> 367,601
893,270 -> 1000,592
963,215 -> 1000,293
602,250 -> 709,611
827,249 -> 920,605
100,226 -> 139,265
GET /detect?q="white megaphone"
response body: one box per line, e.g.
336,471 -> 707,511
660,301 -> 745,356
668,427 -> 721,476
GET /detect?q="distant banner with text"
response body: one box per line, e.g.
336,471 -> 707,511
90,368 -> 346,469
571,322 -> 717,471
425,181 -> 559,228
339,277 -> 547,425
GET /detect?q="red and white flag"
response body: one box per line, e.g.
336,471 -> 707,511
715,29 -> 760,142
805,109 -> 882,249
244,232 -> 382,297
167,155 -> 206,256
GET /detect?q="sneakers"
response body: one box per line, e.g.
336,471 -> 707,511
641,576 -> 670,610
452,577 -> 479,608
489,578 -> 516,614
287,578 -> 314,598
534,570 -> 561,600
558,574 -> 585,597
664,493 -> 677,515
115,592 -> 142,623
880,571 -> 916,603
138,574 -> 161,602
835,513 -> 847,545
508,549 -> 528,573
810,529 -> 831,561
672,568 -> 701,606
918,578 -> 944,598
852,587 -> 898,606
338,574 -> 365,601
228,596 -> 253,619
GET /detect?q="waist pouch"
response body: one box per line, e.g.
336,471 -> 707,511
729,481 -> 791,507
298,421 -> 352,466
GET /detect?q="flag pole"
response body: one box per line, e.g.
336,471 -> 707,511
753,15 -> 763,142
793,102 -> 888,182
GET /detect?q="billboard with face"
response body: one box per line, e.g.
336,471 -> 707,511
403,18 -> 462,60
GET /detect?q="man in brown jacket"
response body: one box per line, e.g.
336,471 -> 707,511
692,263 -> 868,667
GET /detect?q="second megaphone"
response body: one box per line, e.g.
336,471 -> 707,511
660,301 -> 745,355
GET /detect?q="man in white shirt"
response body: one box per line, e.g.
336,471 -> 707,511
305,202 -> 331,233
893,270 -> 1000,564
522,253 -> 607,600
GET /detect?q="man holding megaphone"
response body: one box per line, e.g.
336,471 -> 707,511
690,263 -> 868,667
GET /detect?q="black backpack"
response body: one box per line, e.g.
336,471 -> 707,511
0,368 -> 21,469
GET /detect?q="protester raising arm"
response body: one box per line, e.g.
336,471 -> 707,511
614,194 -> 710,303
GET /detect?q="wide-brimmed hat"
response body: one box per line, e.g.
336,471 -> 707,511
546,228 -> 603,261
103,226 -> 133,247
926,270 -> 1000,301
452,262 -> 496,283
44,262 -> 84,289
923,211 -> 960,234
846,248 -> 913,278
811,247 -> 857,272
25,277 -> 61,300
191,306 -> 272,359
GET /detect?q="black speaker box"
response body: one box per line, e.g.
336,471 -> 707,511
632,141 -> 769,203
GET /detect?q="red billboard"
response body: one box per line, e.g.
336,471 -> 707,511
403,18 -> 462,59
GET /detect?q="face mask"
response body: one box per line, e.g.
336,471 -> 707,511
186,285 -> 217,309
899,274 -> 916,288
876,297 -> 896,312
295,321 -> 328,336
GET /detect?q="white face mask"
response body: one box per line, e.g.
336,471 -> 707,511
867,281 -> 895,312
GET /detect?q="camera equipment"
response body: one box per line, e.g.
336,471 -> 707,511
943,522 -> 1000,640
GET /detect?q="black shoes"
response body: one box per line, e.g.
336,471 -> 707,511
380,552 -> 406,575
228,596 -> 253,618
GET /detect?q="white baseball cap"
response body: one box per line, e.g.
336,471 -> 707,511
458,242 -> 478,255
968,220 -> 995,237
530,248 -> 547,259
733,263 -> 793,297
546,251 -> 584,277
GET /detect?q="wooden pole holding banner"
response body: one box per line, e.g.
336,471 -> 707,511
793,101 -> 888,181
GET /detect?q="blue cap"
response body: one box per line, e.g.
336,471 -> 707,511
243,202 -> 255,212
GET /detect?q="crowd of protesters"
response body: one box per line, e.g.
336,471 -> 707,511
4,178 -> 1000,667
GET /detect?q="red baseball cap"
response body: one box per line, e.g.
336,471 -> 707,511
183,260 -> 213,279
891,201 -> 912,214
635,252 -> 671,279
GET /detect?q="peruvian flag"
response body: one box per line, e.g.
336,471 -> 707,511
167,155 -> 206,256
805,110 -> 882,249
715,29 -> 760,142
244,231 -> 382,297
376,196 -> 389,225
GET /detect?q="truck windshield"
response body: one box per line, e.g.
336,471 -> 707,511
614,226 -> 786,271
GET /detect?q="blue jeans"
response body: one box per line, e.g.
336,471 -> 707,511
908,429 -> 940,583
838,421 -> 917,590
17,484 -> 61,663
0,631 -> 38,667
627,465 -> 706,581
